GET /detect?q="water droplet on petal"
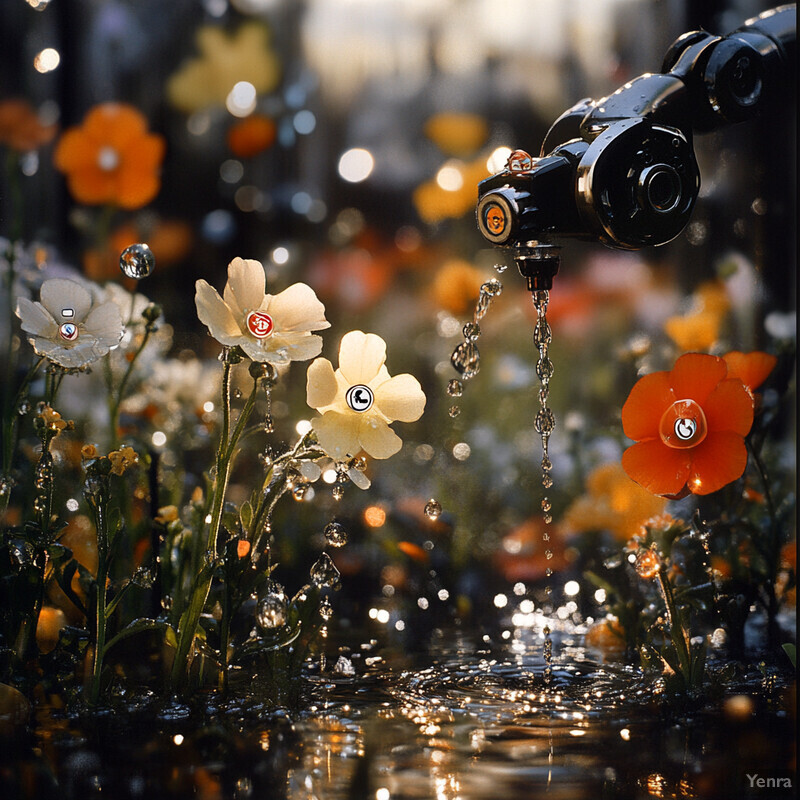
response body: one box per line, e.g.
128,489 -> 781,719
119,243 -> 155,279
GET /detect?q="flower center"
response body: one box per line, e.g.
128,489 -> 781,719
97,146 -> 120,171
659,399 -> 708,449
246,311 -> 274,339
59,322 -> 79,342
345,384 -> 374,413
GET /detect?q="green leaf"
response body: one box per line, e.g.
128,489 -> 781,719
103,618 -> 169,654
240,501 -> 253,533
782,643 -> 796,669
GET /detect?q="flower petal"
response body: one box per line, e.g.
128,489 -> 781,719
16,298 -> 57,338
313,411 -> 362,460
358,416 -> 402,459
621,440 -> 691,497
374,374 -> 426,422
83,302 -> 124,347
224,258 -> 265,315
703,378 -> 753,436
195,280 -> 242,344
723,351 -> 777,392
40,279 -> 92,322
687,431 -> 748,495
338,331 -> 386,385
265,283 -> 329,332
306,358 -> 338,410
621,370 -> 674,442
270,332 -> 324,362
669,353 -> 727,405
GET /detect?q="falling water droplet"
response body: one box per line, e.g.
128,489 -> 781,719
119,243 -> 155,279
424,499 -> 442,520
447,379 -> 463,397
462,321 -> 481,341
310,552 -> 341,587
493,263 -> 508,273
256,588 -> 288,629
324,521 -> 348,547
480,279 -> 503,297
331,485 -> 345,501
319,597 -> 334,621
448,405 -> 461,418
450,341 -> 480,380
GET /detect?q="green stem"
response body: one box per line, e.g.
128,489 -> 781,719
88,495 -> 109,705
655,566 -> 693,686
169,360 -> 259,691
107,325 -> 153,450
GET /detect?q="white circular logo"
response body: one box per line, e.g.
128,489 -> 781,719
345,384 -> 374,413
674,417 -> 697,440
59,322 -> 79,341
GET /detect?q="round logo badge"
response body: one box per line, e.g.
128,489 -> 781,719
59,322 -> 79,341
674,417 -> 697,441
345,384 -> 374,413
246,311 -> 274,339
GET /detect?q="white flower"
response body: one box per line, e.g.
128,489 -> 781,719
15,278 -> 124,369
195,257 -> 329,363
307,330 -> 426,460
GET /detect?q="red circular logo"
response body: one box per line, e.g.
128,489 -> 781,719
59,322 -> 79,341
246,311 -> 274,339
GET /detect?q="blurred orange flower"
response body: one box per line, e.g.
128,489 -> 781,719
562,462 -> 667,541
621,353 -> 754,497
424,112 -> 488,157
722,350 -> 777,394
664,280 -> 730,352
413,156 -> 490,223
492,517 -> 569,582
0,98 -> 57,152
53,103 -> 165,209
431,259 -> 485,315
227,114 -> 276,158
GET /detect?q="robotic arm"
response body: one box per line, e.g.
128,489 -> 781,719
476,4 -> 796,290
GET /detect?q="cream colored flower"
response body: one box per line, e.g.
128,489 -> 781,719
307,331 -> 426,460
16,278 -> 124,368
195,257 -> 329,363
166,22 -> 281,113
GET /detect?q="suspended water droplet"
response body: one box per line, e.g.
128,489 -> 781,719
447,379 -> 463,397
536,358 -> 554,383
448,405 -> 461,418
331,485 -> 345,501
16,399 -> 31,416
450,341 -> 480,380
256,588 -> 288,629
161,595 -> 173,612
263,415 -> 274,434
319,597 -> 334,621
324,521 -> 348,547
493,263 -> 508,273
541,498 -> 551,512
310,552 -> 341,587
542,474 -> 553,489
480,279 -> 503,297
424,499 -> 442,520
534,407 -> 556,435
119,243 -> 155,279
351,455 -> 368,472
462,321 -> 481,341
293,484 -> 309,501
131,566 -> 155,588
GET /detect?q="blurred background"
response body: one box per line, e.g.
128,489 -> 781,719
1,0 -> 796,623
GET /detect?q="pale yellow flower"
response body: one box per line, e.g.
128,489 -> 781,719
166,22 -> 281,113
307,331 -> 426,460
195,257 -> 329,363
16,278 -> 124,369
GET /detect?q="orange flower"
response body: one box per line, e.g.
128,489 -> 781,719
53,103 -> 165,209
227,114 -> 276,158
722,350 -> 777,394
621,353 -> 754,497
423,112 -> 488,157
562,462 -> 667,541
664,309 -> 723,352
431,259 -> 485,315
0,98 -> 57,152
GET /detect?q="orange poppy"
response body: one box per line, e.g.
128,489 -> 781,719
0,98 -> 57,152
227,114 -> 276,158
53,103 -> 165,209
722,350 -> 777,394
621,352 -> 754,497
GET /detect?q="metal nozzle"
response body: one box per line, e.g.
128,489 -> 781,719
512,243 -> 561,292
